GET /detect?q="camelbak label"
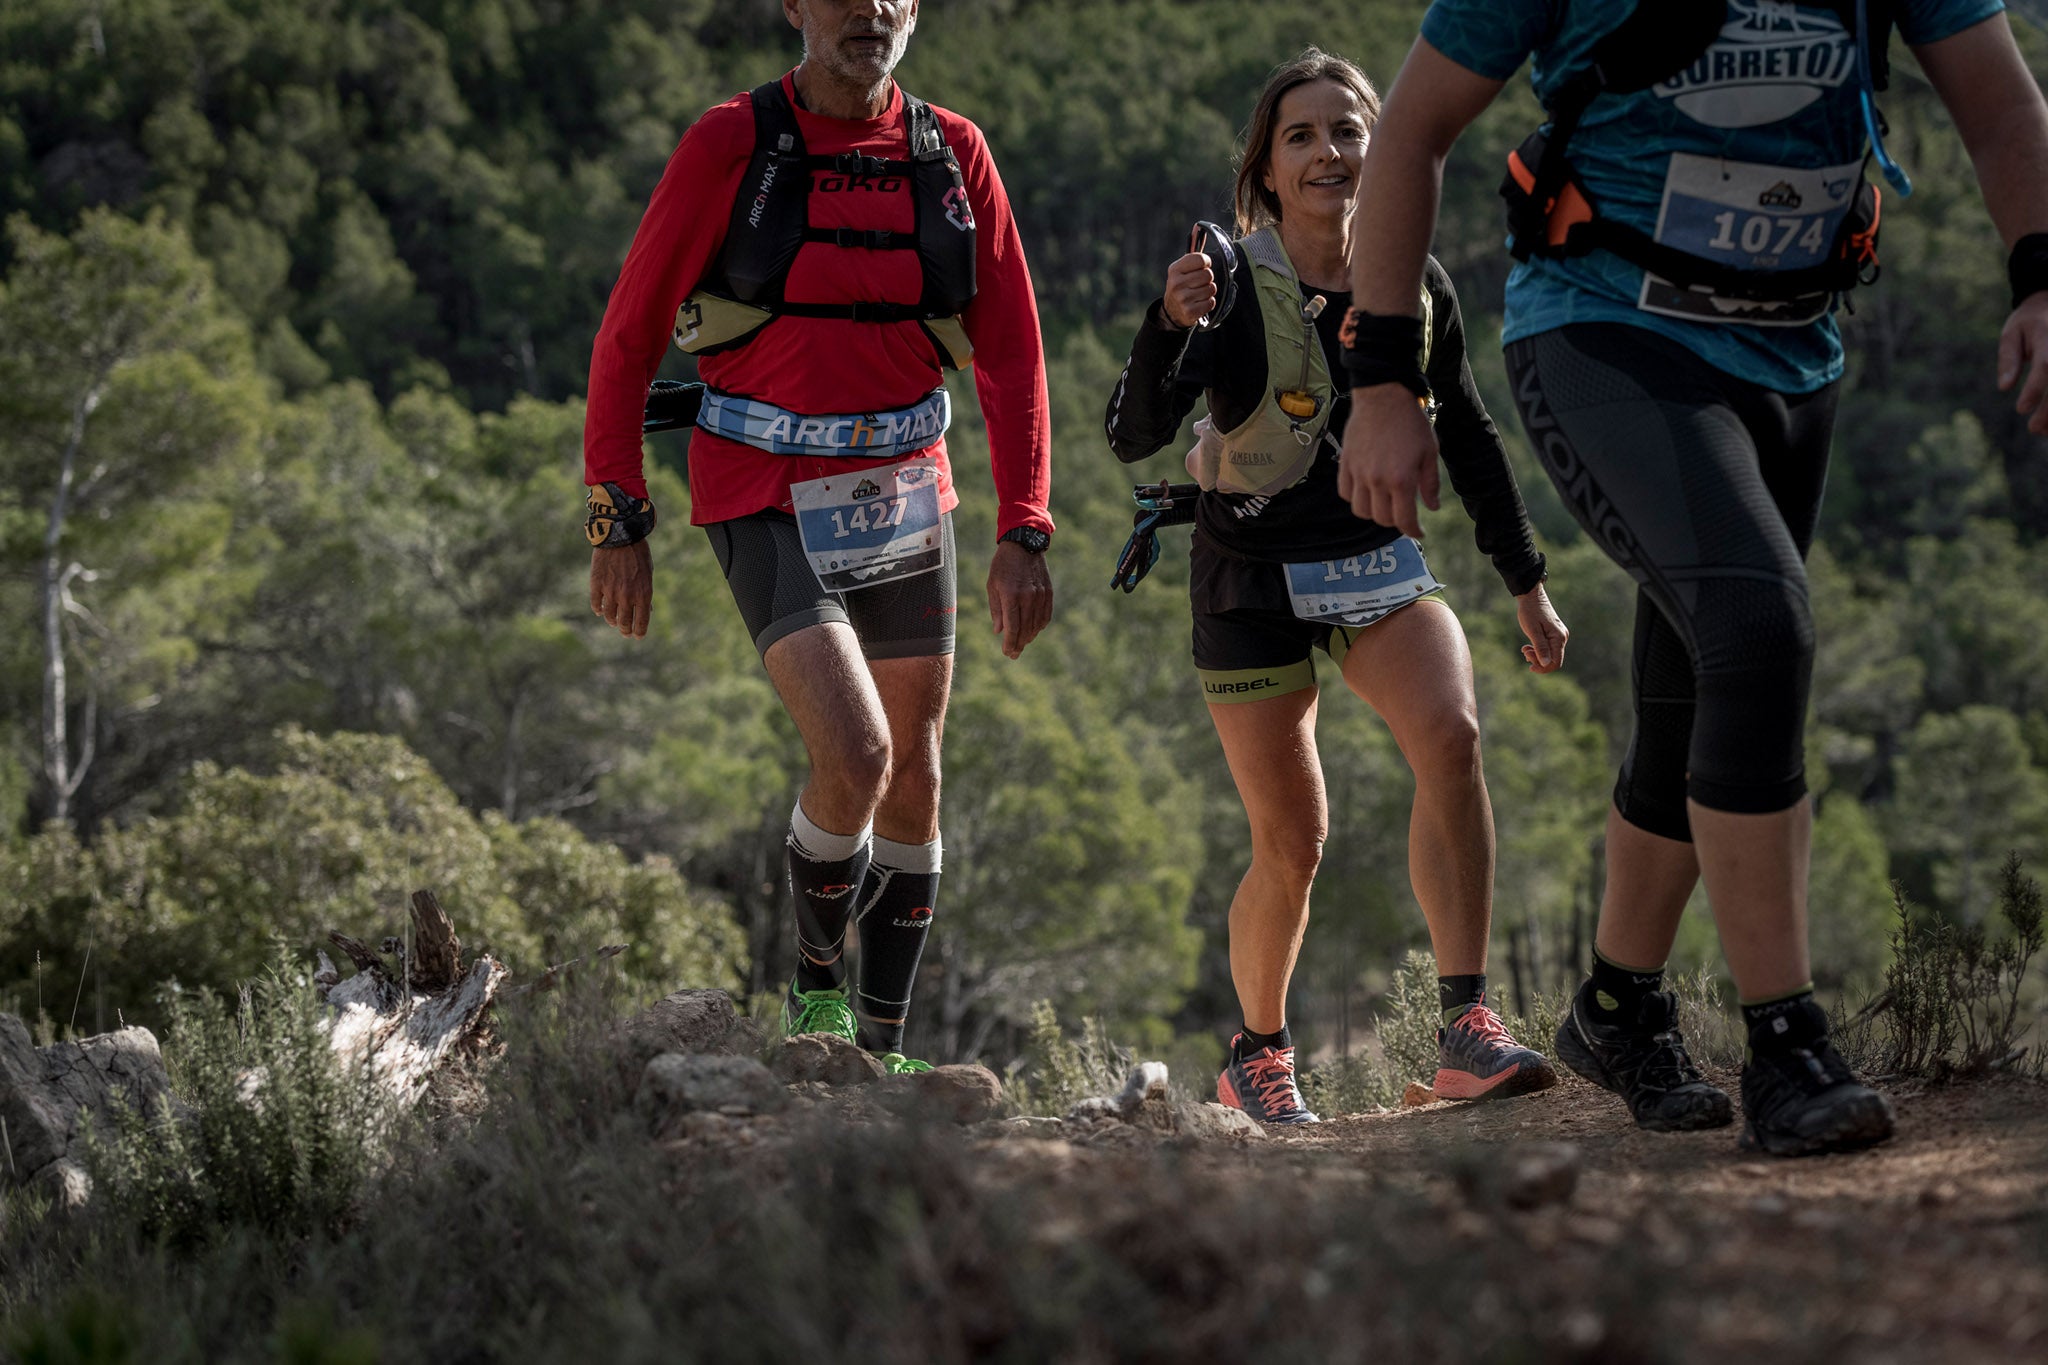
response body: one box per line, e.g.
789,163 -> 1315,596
1285,535 -> 1441,625
1638,153 -> 1860,328
791,459 -> 945,592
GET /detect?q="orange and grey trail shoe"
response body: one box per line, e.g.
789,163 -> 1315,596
1434,1002 -> 1559,1101
1217,1037 -> 1320,1125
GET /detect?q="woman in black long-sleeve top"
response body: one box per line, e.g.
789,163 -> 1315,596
1104,48 -> 1569,1125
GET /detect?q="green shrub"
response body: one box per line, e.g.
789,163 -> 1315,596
1303,949 -> 1442,1115
1007,1000 -> 1135,1117
1668,962 -> 1746,1072
1875,853 -> 2045,1077
0,729 -> 745,1028
87,967 -> 394,1250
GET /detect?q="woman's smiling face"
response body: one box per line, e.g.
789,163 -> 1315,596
1262,78 -> 1370,226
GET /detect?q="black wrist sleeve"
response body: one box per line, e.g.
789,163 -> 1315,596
586,482 -> 656,548
2011,233 -> 2048,311
1339,308 -> 1430,398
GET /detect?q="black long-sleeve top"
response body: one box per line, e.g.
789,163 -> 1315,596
1103,251 -> 1547,595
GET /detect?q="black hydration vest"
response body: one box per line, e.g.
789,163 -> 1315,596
675,80 -> 978,367
1500,0 -> 1898,304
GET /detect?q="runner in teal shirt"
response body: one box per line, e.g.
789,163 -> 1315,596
1422,0 -> 2004,392
1337,1 -> 2048,1156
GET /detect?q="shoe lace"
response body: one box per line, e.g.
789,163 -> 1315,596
1632,1024 -> 1705,1091
1241,1047 -> 1304,1112
1455,1003 -> 1514,1046
789,989 -> 856,1039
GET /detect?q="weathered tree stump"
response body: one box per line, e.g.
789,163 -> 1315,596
317,889 -> 506,1107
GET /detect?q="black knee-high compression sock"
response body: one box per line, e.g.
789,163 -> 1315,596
788,801 -> 871,998
1588,949 -> 1666,1022
854,834 -> 940,1053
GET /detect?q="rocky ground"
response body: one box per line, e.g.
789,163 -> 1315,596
5,986 -> 2044,1363
627,992 -> 2048,1364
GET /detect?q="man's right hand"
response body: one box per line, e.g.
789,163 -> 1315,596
1337,383 -> 1441,538
591,541 -> 653,639
1162,251 -> 1217,330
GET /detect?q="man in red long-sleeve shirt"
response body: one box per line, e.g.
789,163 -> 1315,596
582,0 -> 1054,1070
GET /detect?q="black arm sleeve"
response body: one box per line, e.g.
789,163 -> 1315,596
1424,258 -> 1547,597
1104,300 -> 1207,463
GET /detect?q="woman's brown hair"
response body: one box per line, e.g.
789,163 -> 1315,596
1232,47 -> 1382,236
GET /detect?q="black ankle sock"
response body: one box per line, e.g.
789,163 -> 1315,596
854,842 -> 940,1054
1741,988 -> 1821,1056
787,808 -> 870,996
1438,973 -> 1487,1023
1588,950 -> 1665,1022
1235,1024 -> 1291,1060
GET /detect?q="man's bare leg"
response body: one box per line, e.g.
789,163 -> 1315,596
854,653 -> 953,1053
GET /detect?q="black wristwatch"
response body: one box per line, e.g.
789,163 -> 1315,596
999,526 -> 1050,554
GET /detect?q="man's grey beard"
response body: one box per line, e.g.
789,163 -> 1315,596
802,24 -> 912,94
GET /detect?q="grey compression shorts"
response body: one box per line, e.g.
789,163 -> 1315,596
706,508 -> 958,659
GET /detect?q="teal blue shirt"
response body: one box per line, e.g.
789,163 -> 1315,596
1421,0 -> 2005,392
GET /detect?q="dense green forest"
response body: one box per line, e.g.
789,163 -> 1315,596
3,0 -> 2045,1065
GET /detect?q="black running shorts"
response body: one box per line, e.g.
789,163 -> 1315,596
706,508 -> 958,660
1505,322 -> 1838,832
1188,535 -> 1442,704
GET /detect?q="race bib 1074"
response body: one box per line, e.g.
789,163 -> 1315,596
1638,153 -> 1862,328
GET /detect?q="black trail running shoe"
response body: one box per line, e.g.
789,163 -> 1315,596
1738,998 -> 1895,1157
1554,982 -> 1734,1131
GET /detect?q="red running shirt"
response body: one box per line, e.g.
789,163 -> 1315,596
583,73 -> 1053,540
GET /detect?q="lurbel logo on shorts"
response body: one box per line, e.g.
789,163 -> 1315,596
851,479 -> 883,500
1653,1 -> 1856,128
891,905 -> 935,929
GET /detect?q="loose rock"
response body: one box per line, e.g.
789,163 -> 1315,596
623,989 -> 755,1059
770,1034 -> 885,1087
636,1053 -> 789,1134
878,1064 -> 1005,1125
1,1014 -> 175,1197
1454,1140 -> 1582,1210
1177,1102 -> 1264,1140
1115,1062 -> 1170,1116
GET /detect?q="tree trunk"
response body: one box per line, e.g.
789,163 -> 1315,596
40,386 -> 102,826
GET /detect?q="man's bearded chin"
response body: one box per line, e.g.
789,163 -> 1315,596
807,24 -> 913,86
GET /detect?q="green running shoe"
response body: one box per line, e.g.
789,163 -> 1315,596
783,983 -> 857,1041
880,1053 -> 933,1075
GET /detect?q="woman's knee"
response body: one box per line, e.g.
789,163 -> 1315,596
1404,704 -> 1485,785
1250,819 -> 1326,887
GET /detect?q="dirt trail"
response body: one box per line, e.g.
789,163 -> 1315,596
945,1072 -> 2048,1362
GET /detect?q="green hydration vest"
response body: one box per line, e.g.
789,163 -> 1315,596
673,80 -> 978,370
1192,228 -> 1431,497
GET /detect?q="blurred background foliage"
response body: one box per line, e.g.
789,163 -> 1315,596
2,0 -> 2045,1062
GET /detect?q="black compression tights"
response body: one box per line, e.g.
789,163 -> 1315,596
1505,323 -> 1839,839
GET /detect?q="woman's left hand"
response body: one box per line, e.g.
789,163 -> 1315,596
1515,582 -> 1567,674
